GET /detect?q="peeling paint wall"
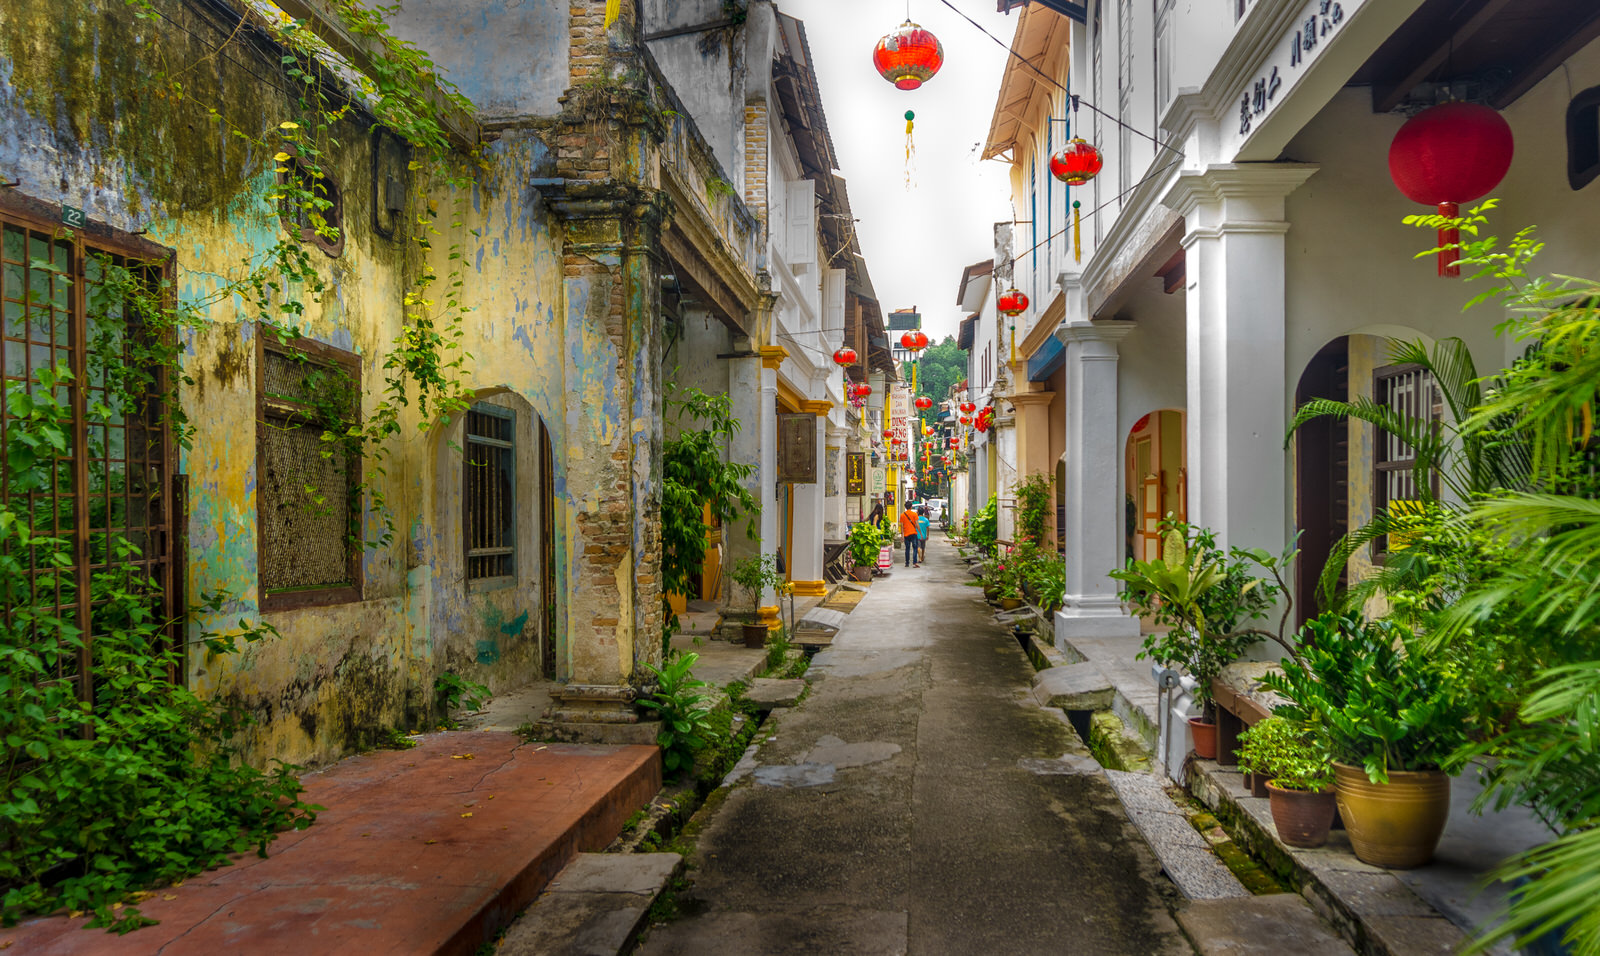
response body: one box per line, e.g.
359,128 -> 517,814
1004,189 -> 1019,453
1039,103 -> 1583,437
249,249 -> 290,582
0,0 -> 573,767
385,0 -> 570,120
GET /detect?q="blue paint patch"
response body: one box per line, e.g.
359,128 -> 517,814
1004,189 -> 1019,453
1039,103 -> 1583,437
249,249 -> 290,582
500,610 -> 529,638
475,639 -> 500,665
476,247 -> 484,273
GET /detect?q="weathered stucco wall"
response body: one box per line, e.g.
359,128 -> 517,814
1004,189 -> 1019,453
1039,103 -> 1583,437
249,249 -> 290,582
0,0 -> 574,766
385,0 -> 570,120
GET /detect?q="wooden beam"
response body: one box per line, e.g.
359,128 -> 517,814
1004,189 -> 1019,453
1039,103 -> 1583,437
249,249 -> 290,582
1370,0 -> 1514,114
268,0 -> 481,149
1492,9 -> 1600,110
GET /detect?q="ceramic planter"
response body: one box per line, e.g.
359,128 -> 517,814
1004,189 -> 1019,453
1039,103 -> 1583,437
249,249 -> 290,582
1332,762 -> 1451,868
853,566 -> 873,582
741,623 -> 768,649
999,597 -> 1023,610
1265,783 -> 1337,848
1188,717 -> 1218,760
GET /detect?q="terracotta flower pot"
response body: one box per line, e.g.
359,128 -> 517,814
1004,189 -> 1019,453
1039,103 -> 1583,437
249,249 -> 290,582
1332,762 -> 1451,869
853,566 -> 873,582
741,622 -> 768,649
1188,717 -> 1218,760
1266,783 -> 1338,849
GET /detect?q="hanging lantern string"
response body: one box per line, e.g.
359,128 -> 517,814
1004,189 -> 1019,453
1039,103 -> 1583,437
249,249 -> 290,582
935,0 -> 1184,160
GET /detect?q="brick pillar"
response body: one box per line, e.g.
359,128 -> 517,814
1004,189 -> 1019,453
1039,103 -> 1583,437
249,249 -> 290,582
539,0 -> 671,728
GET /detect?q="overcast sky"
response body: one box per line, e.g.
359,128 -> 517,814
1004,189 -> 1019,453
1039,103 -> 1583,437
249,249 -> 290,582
778,0 -> 1020,344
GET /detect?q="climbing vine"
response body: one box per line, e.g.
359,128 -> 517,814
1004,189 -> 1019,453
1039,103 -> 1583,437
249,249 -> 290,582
0,0 -> 491,930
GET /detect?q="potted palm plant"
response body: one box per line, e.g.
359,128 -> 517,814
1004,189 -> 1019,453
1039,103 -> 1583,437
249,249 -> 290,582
1238,716 -> 1337,848
1111,521 -> 1296,760
848,521 -> 882,582
1264,613 -> 1472,868
729,554 -> 783,648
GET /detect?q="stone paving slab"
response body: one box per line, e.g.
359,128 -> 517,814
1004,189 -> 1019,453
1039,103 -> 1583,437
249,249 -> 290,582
744,678 -> 806,708
4,734 -> 661,956
1179,894 -> 1356,955
1105,769 -> 1248,901
499,853 -> 681,956
1031,661 -> 1114,711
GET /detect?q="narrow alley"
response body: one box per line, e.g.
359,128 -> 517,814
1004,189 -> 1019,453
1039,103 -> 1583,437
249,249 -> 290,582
639,536 -> 1190,955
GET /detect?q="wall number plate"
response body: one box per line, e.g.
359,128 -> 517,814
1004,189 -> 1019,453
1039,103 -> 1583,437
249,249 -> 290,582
61,205 -> 85,228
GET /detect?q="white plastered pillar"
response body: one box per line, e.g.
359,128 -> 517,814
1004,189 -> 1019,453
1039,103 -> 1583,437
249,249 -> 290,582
787,399 -> 830,596
1163,163 -> 1317,553
1055,316 -> 1138,640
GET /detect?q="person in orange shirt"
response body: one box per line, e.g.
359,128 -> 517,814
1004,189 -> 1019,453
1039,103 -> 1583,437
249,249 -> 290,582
899,505 -> 921,567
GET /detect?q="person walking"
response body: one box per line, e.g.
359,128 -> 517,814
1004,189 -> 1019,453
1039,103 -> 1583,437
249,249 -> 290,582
916,506 -> 930,568
899,505 -> 920,567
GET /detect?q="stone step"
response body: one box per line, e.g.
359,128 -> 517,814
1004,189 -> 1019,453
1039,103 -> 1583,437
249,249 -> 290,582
1104,768 -> 1249,901
500,853 -> 682,956
1178,894 -> 1356,955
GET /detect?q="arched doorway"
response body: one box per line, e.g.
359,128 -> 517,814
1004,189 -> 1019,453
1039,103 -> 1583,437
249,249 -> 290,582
1124,410 -> 1186,564
1294,338 -> 1349,625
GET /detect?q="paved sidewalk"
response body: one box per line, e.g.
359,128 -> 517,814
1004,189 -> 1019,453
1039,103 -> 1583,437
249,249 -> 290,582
6,733 -> 659,956
639,536 -> 1192,956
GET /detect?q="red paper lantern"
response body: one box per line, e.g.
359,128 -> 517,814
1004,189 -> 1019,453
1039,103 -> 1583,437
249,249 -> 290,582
959,415 -> 971,425
1049,138 -> 1104,186
882,428 -> 894,439
899,329 -> 929,351
854,382 -> 872,398
914,395 -> 933,411
921,424 -> 933,436
959,401 -> 976,415
873,21 -> 944,92
832,347 -> 857,367
947,437 -> 960,448
1388,102 -> 1513,277
996,288 -> 1029,316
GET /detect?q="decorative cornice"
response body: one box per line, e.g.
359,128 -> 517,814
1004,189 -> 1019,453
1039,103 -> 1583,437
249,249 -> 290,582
1161,163 -> 1320,219
800,400 -> 832,417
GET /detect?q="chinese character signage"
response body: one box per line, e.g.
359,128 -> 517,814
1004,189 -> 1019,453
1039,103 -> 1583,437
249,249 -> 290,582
1237,0 -> 1350,137
846,452 -> 866,495
777,413 -> 816,483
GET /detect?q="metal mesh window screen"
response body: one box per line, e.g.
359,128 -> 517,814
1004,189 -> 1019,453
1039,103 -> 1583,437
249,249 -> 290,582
1,214 -> 176,701
465,404 -> 515,581
257,340 -> 359,606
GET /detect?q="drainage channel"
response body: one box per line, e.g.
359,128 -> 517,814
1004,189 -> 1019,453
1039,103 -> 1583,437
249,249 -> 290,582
1008,618 -> 1286,897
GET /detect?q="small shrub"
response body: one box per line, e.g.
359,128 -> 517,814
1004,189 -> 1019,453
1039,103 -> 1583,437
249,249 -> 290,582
637,651 -> 715,777
1237,716 -> 1331,792
434,671 -> 490,727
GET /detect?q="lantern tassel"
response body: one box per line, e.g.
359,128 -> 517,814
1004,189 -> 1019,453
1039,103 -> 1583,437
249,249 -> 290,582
1437,201 -> 1460,278
904,110 -> 917,190
603,0 -> 621,29
1072,199 -> 1082,264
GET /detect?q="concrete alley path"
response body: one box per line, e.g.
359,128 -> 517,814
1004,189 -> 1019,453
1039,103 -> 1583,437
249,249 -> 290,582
639,535 -> 1193,956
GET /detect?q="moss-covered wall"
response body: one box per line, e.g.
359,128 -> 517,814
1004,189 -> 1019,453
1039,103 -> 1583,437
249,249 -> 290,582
0,0 -> 573,767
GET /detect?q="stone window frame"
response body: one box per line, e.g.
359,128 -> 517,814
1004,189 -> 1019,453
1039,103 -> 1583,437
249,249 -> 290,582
255,329 -> 363,611
1567,85 -> 1600,191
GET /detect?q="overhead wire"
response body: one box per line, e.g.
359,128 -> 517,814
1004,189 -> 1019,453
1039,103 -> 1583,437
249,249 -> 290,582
935,0 -> 1184,160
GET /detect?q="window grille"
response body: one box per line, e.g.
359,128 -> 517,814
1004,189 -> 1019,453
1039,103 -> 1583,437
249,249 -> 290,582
465,403 -> 515,581
1373,363 -> 1441,556
1,206 -> 178,701
257,335 -> 361,608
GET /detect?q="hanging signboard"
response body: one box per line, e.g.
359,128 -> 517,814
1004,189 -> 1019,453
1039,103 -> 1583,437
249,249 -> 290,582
777,413 -> 816,484
846,452 -> 866,495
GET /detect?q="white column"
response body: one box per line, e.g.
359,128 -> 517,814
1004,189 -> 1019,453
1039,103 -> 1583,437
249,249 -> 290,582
825,422 -> 849,540
1056,318 -> 1137,639
1164,164 -> 1317,552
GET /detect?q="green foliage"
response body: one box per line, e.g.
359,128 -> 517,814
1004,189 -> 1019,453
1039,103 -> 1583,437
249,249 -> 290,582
637,652 -> 715,778
1111,521 -> 1295,712
763,624 -> 791,673
433,671 -> 490,726
969,495 -> 998,554
847,521 -> 883,568
661,386 -> 760,637
1263,614 -> 1471,783
906,336 -> 966,423
1014,473 -> 1053,547
1237,716 -> 1331,792
729,553 -> 782,615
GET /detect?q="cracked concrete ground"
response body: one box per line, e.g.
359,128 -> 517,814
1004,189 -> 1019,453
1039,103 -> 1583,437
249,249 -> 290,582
639,536 -> 1192,956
